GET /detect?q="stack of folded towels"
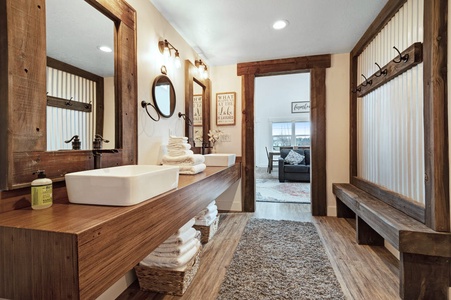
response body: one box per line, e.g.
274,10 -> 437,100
139,218 -> 201,271
162,136 -> 206,175
195,200 -> 218,226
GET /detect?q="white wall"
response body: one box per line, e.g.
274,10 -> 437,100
254,73 -> 310,167
326,53 -> 350,216
210,65 -> 242,211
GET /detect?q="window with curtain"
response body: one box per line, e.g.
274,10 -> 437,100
271,121 -> 310,150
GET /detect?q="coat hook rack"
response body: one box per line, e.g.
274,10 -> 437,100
361,74 -> 372,86
65,97 -> 73,106
141,100 -> 160,122
392,46 -> 409,63
374,63 -> 387,77
351,86 -> 361,94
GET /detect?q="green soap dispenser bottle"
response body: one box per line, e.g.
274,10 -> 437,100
31,170 -> 53,210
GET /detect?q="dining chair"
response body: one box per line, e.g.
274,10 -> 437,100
265,146 -> 279,173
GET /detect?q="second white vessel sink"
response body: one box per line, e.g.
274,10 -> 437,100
204,154 -> 236,167
65,165 -> 179,206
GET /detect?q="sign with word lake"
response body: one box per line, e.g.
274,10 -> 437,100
193,94 -> 202,126
291,101 -> 310,113
216,92 -> 236,126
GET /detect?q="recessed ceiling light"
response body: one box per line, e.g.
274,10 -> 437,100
273,20 -> 289,30
98,45 -> 113,53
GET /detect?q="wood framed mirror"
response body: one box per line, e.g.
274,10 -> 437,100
184,60 -> 211,154
0,0 -> 137,190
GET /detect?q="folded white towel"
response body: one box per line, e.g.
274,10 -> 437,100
140,240 -> 201,269
195,209 -> 218,226
164,227 -> 197,245
151,237 -> 199,257
169,135 -> 188,141
175,218 -> 195,235
179,163 -> 206,175
167,143 -> 191,150
197,208 -> 218,221
162,154 -> 205,166
196,204 -> 218,218
168,149 -> 194,157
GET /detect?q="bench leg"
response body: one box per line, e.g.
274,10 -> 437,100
400,253 -> 450,299
356,216 -> 384,246
336,198 -> 355,218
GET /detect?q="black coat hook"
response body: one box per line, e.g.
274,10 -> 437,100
65,97 -> 73,106
351,86 -> 361,94
361,74 -> 372,86
392,46 -> 409,63
374,63 -> 387,77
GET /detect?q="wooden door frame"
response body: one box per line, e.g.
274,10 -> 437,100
237,55 -> 331,215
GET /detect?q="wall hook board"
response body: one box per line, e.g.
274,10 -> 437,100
392,46 -> 409,63
141,100 -> 160,121
374,63 -> 388,77
351,87 -> 362,94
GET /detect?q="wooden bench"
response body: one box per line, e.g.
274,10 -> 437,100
333,183 -> 451,299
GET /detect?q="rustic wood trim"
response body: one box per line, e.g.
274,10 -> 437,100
310,68 -> 327,216
47,56 -> 103,82
46,95 -> 93,113
351,0 -> 408,57
184,60 -> 211,154
349,54 -> 358,179
241,74 -> 255,212
0,165 -> 240,299
0,0 -> 8,190
0,0 -> 137,191
86,0 -> 135,29
237,54 -> 331,76
351,176 -> 425,223
356,42 -> 423,97
238,55 -> 331,215
423,0 -> 449,232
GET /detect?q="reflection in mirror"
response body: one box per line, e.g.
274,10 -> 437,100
152,75 -> 176,117
46,0 -> 115,151
193,82 -> 203,147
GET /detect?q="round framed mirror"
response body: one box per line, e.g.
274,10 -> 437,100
152,75 -> 176,118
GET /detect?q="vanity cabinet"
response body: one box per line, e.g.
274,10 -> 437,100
0,164 -> 241,299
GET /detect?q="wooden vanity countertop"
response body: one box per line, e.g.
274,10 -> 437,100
0,164 -> 241,300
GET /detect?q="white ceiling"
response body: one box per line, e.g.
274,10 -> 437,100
149,0 -> 388,66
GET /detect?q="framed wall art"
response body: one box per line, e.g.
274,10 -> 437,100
216,92 -> 236,126
291,101 -> 310,113
193,94 -> 202,126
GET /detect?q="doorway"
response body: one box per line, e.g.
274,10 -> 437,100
254,73 -> 311,218
237,55 -> 330,215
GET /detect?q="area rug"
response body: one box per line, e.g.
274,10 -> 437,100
216,219 -> 344,300
256,178 -> 310,203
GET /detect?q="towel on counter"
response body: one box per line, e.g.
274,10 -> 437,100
167,143 -> 191,150
178,164 -> 206,175
140,239 -> 201,270
151,237 -> 199,258
163,227 -> 197,245
162,154 -> 205,166
168,149 -> 194,157
168,136 -> 188,144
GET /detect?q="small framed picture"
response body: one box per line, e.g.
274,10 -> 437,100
193,94 -> 202,126
291,101 -> 310,113
216,92 -> 236,126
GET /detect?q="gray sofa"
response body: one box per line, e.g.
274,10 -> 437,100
278,148 -> 310,182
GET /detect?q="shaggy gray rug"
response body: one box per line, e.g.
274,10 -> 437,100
217,219 -> 345,300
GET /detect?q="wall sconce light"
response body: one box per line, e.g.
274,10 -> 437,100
195,59 -> 208,79
158,39 -> 181,69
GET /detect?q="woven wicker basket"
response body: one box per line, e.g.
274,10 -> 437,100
134,247 -> 202,296
193,216 -> 219,244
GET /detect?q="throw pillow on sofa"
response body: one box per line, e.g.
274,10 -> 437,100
284,150 -> 305,165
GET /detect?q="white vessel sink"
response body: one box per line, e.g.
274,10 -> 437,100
203,154 -> 236,167
65,165 -> 179,206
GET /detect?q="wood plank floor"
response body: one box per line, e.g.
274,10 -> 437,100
117,202 -> 399,300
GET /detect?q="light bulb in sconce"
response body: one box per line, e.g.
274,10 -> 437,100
163,45 -> 170,59
174,51 -> 181,69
